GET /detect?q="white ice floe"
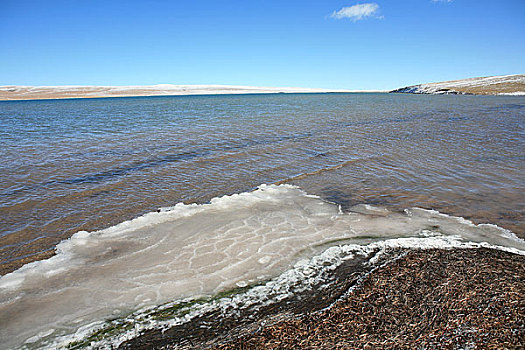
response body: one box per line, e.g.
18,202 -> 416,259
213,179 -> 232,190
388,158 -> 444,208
49,235 -> 524,350
0,184 -> 523,349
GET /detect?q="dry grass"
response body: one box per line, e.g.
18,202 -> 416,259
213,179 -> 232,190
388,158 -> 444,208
452,82 -> 525,95
213,248 -> 524,350
390,74 -> 525,95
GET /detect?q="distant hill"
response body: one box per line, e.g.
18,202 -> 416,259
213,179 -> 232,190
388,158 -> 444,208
390,74 -> 525,95
0,85 -> 355,101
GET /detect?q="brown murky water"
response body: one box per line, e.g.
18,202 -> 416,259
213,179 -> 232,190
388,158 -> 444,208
0,93 -> 524,274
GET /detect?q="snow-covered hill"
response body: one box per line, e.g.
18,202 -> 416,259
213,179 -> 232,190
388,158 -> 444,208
0,84 -> 358,101
390,74 -> 525,95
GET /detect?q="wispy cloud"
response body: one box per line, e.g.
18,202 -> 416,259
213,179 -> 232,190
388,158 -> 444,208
330,3 -> 382,21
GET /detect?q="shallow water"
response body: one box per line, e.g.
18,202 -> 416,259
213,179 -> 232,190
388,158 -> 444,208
1,93 -> 524,274
0,93 -> 524,348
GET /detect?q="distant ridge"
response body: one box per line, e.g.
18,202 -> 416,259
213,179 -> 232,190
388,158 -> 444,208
390,74 -> 525,95
0,84 -> 360,101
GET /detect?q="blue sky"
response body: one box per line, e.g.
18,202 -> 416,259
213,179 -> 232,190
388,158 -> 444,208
1,0 -> 524,90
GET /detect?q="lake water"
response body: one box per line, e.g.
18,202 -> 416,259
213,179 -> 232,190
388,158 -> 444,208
0,93 -> 524,348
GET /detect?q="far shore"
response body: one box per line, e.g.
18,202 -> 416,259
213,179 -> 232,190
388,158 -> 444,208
0,85 -> 385,101
390,74 -> 525,95
2,74 -> 524,101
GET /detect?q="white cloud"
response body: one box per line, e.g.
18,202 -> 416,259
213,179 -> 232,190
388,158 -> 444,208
330,3 -> 382,21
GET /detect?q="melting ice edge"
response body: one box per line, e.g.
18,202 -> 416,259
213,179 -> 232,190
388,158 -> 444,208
1,184 -> 523,349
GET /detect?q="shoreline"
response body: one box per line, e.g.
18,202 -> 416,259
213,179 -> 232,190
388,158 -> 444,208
44,245 -> 522,350
198,248 -> 524,349
109,247 -> 523,349
0,91 -> 379,103
2,74 -> 523,101
0,85 -> 384,101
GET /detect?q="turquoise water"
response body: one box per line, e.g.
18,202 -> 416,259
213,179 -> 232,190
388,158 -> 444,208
0,93 -> 524,274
